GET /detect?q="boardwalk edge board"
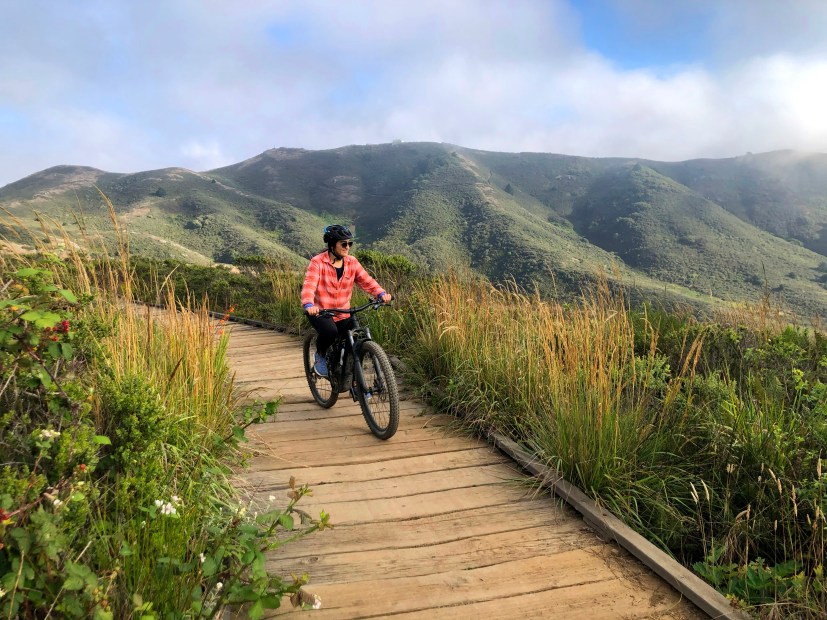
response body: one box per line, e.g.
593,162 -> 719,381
140,302 -> 302,335
489,432 -> 751,620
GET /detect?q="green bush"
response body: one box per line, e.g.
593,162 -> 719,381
99,374 -> 168,469
1,258 -> 327,618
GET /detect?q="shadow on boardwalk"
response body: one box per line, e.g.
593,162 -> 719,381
226,323 -> 706,619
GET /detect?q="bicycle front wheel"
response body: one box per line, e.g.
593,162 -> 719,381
303,330 -> 338,408
355,341 -> 399,440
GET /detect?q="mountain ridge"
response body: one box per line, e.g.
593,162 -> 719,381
1,142 -> 825,317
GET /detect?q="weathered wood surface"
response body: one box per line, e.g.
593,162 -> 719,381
227,324 -> 705,619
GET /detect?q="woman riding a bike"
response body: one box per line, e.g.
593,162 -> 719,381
301,224 -> 392,378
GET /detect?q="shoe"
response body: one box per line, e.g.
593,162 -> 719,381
313,353 -> 328,377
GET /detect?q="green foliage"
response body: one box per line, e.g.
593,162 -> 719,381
0,266 -> 108,618
694,552 -> 815,608
354,249 -> 416,275
99,374 -> 168,469
0,257 -> 326,618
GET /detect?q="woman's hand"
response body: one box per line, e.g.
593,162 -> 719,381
306,305 -> 320,316
380,293 -> 393,304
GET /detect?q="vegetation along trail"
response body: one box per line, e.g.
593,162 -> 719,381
225,321 -> 706,618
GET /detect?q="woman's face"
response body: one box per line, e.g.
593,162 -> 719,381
336,239 -> 353,256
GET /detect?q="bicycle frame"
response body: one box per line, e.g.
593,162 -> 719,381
320,300 -> 383,396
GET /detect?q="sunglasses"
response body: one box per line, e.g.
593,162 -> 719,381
339,240 -> 354,248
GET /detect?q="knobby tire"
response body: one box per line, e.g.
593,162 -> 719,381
303,330 -> 338,408
356,341 -> 399,440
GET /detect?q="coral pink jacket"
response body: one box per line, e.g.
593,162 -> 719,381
300,251 -> 385,322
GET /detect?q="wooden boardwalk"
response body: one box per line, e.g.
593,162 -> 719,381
227,323 -> 705,619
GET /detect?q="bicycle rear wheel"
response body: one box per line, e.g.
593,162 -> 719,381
356,341 -> 399,439
303,330 -> 338,408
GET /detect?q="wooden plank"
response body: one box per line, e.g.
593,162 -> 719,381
246,401 -> 432,424
268,524 -> 596,583
370,576 -> 697,620
250,462 -> 524,505
238,448 -> 509,485
265,551 -> 659,617
247,440 -> 496,470
291,483 -> 540,525
249,414 -> 448,441
249,424 -> 474,452
269,501 -> 582,559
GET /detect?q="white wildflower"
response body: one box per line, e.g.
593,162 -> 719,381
199,553 -> 206,564
268,495 -> 276,502
52,498 -> 63,508
171,495 -> 181,504
312,595 -> 322,609
153,499 -> 177,515
215,582 -> 223,591
40,429 -> 61,440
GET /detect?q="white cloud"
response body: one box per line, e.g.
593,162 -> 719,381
2,1 -> 827,186
179,140 -> 227,171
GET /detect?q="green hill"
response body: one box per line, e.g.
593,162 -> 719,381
0,164 -> 325,266
647,151 -> 827,256
569,163 -> 825,312
1,143 -> 825,317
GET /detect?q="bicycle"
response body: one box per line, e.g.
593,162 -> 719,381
302,299 -> 400,440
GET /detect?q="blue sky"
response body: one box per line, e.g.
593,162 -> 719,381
575,1 -> 713,69
2,0 -> 827,187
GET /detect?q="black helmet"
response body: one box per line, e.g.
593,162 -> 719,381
323,224 -> 353,245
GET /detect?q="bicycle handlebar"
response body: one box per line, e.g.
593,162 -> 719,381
316,298 -> 390,318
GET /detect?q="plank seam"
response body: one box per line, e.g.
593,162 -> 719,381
271,523 -> 581,559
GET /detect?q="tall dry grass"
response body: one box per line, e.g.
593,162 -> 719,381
407,272 -> 701,494
3,195 -> 238,440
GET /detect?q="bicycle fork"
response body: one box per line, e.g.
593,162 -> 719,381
348,336 -> 372,401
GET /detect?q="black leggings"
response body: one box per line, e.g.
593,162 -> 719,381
307,315 -> 355,356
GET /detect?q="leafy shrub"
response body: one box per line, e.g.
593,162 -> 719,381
1,256 -> 327,618
99,374 -> 168,469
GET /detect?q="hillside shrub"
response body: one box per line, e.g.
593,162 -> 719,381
0,254 -> 327,618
